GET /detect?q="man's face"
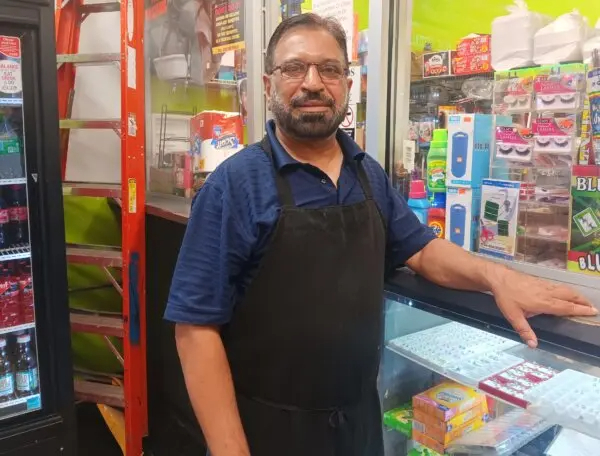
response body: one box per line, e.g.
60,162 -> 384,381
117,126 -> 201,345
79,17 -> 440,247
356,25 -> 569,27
264,27 -> 352,140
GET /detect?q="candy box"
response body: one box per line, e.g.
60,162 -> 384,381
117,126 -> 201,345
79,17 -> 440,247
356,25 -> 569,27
422,51 -> 451,78
413,429 -> 454,455
452,52 -> 492,76
456,35 -> 491,57
383,403 -> 413,437
413,382 -> 486,422
189,111 -> 244,173
413,401 -> 489,435
413,414 -> 486,446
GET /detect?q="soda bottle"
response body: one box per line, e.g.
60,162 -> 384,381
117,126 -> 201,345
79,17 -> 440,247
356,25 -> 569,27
7,185 -> 27,246
0,190 -> 9,249
5,264 -> 20,325
17,261 -> 33,323
15,333 -> 38,397
0,337 -> 14,402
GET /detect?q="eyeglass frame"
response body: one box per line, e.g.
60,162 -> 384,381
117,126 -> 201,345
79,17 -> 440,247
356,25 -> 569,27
268,60 -> 350,81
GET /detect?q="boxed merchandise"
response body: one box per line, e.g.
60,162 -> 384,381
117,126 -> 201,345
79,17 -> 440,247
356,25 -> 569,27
568,166 -> 600,276
534,70 -> 586,112
451,53 -> 492,76
422,51 -> 451,78
413,401 -> 489,435
446,114 -> 509,187
408,445 -> 445,456
383,403 -> 413,437
413,414 -> 486,446
456,34 -> 491,57
445,187 -> 481,252
479,179 -> 521,260
189,111 -> 244,173
413,382 -> 486,422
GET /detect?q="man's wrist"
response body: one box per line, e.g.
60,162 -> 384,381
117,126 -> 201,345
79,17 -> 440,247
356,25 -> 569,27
482,260 -> 512,294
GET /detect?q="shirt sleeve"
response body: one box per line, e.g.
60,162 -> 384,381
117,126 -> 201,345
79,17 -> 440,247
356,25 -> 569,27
164,180 -> 254,326
385,176 -> 436,271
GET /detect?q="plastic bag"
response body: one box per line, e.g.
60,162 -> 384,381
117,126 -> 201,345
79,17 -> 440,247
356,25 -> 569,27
534,10 -> 592,65
583,19 -> 600,67
491,0 -> 550,71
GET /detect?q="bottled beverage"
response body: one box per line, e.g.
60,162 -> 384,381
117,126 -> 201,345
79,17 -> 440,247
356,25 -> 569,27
0,114 -> 23,179
0,268 -> 19,328
0,192 -> 9,249
7,185 -> 27,246
0,337 -> 14,402
15,333 -> 38,397
17,261 -> 34,323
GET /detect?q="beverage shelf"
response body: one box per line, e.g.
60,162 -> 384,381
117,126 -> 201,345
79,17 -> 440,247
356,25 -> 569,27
0,322 -> 35,336
0,98 -> 23,107
0,178 -> 26,186
0,394 -> 41,421
0,245 -> 30,262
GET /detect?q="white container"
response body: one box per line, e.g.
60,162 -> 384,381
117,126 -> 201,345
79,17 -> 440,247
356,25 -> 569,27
491,0 -> 550,71
153,54 -> 189,82
534,10 -> 591,65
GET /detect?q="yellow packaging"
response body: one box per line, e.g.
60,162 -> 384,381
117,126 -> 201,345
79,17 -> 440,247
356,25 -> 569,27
413,400 -> 489,433
412,382 -> 486,421
413,414 -> 486,445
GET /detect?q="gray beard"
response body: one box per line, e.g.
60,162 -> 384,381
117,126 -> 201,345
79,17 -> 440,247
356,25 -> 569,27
270,92 -> 349,140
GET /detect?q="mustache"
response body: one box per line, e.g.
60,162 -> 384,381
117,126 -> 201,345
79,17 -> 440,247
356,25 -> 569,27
290,93 -> 335,108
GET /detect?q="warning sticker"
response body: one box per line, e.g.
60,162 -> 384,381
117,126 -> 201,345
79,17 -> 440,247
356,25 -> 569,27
128,178 -> 137,213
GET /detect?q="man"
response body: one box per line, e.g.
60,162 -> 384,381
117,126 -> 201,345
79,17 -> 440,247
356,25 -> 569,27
165,13 -> 597,456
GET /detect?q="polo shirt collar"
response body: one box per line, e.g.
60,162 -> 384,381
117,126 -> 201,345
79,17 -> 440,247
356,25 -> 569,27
265,119 -> 365,171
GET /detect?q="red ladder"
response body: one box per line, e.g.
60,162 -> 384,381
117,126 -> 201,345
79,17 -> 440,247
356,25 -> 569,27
55,0 -> 147,454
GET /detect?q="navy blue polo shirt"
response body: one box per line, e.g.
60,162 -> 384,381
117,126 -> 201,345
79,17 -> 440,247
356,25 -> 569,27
164,120 -> 436,325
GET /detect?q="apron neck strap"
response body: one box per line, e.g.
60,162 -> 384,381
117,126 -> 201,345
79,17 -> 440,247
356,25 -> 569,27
261,135 -> 374,206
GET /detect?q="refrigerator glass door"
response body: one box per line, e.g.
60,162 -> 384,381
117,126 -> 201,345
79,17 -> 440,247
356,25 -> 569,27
0,33 -> 42,420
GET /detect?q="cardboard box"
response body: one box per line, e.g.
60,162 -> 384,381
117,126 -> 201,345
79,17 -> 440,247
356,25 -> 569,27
413,415 -> 486,446
445,187 -> 482,252
413,382 -> 486,422
383,403 -> 413,437
422,51 -> 451,78
456,35 -> 491,57
413,429 -> 451,455
413,401 -> 489,435
452,52 -> 492,76
189,111 -> 244,173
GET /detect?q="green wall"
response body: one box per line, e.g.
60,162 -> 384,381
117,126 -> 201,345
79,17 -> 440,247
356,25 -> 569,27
412,1 -> 600,52
301,0 -> 370,30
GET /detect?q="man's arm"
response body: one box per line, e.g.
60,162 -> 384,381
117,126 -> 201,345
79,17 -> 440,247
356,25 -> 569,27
175,324 -> 250,456
406,239 -> 597,347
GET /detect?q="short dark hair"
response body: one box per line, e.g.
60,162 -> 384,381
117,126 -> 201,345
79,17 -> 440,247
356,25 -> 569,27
265,13 -> 349,74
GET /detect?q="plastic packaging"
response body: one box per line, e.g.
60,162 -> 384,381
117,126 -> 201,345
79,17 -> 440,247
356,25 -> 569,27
533,116 -> 577,157
428,193 -> 446,239
407,180 -> 430,225
534,71 -> 586,112
496,125 -> 533,163
493,76 -> 534,114
427,129 -> 448,193
533,10 -> 591,65
491,0 -> 550,71
583,19 -> 600,66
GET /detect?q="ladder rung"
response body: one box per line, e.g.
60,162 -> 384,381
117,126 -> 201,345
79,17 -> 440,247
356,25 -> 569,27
70,311 -> 124,338
60,118 -> 121,130
74,380 -> 124,408
63,182 -> 121,198
57,53 -> 121,65
67,244 -> 122,267
79,2 -> 121,14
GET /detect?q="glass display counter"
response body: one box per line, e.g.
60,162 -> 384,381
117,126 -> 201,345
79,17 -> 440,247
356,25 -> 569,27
381,270 -> 600,455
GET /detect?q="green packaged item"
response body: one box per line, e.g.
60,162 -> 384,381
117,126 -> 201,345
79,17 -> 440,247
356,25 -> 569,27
498,219 -> 509,237
383,403 -> 413,437
408,444 -> 446,456
483,200 -> 499,221
427,129 -> 448,193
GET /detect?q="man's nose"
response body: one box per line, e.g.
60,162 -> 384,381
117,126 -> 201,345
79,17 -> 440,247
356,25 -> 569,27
301,64 -> 325,91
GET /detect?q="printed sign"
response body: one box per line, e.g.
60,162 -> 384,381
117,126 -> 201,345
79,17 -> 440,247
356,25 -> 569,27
348,65 -> 361,104
212,0 -> 245,55
341,104 -> 356,129
0,36 -> 22,105
313,0 -> 354,59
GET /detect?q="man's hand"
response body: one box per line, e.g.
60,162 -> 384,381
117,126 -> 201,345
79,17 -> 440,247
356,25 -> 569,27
490,268 -> 598,348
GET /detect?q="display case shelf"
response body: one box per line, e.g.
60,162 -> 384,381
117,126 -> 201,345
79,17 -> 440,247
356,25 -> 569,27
0,322 -> 35,336
0,245 -> 30,262
0,178 -> 26,186
0,394 -> 41,421
0,98 -> 23,107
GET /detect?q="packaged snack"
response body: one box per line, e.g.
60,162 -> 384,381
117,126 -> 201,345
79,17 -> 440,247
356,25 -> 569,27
532,116 -> 576,156
452,53 -> 492,76
496,125 -> 534,163
413,382 -> 486,422
534,72 -> 585,112
456,34 -> 491,57
422,51 -> 451,78
383,403 -> 413,437
414,414 -> 486,446
413,400 -> 488,435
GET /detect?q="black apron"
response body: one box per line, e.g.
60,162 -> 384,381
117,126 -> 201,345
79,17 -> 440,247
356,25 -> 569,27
221,137 -> 386,456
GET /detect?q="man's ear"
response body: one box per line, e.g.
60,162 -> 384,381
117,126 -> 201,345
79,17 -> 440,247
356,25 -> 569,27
263,74 -> 272,110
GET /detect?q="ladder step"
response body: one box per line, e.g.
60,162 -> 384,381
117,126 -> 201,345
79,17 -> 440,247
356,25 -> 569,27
67,244 -> 122,267
79,2 -> 121,14
60,118 -> 121,130
70,310 -> 124,338
74,379 -> 124,408
57,53 -> 121,65
63,182 -> 121,198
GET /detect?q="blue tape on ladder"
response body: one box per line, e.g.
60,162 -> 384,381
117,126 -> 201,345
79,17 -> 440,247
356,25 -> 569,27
129,252 -> 140,345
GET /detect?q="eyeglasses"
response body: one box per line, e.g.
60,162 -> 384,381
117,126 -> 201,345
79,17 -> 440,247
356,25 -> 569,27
270,60 -> 349,81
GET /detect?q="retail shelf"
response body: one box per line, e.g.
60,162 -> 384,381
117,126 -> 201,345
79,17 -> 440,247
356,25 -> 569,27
0,98 -> 23,107
0,394 -> 41,421
0,178 -> 26,186
0,245 -> 31,262
0,322 -> 35,336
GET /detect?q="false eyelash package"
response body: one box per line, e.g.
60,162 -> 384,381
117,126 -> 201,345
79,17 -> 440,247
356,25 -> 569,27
532,116 -> 577,155
534,72 -> 585,112
493,77 -> 534,114
496,125 -> 534,162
